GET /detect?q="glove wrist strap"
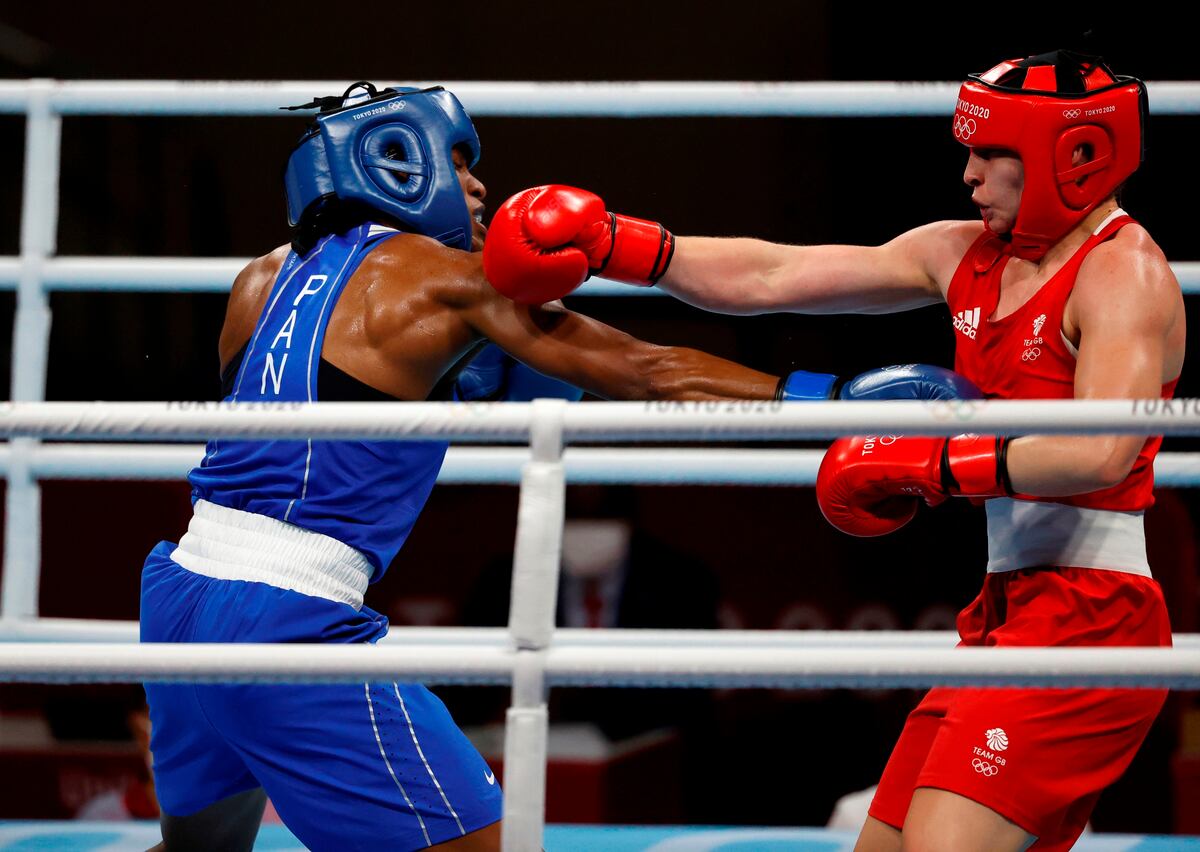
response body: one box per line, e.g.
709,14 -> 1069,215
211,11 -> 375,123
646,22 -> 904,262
594,214 -> 675,286
776,370 -> 840,401
941,435 -> 1013,497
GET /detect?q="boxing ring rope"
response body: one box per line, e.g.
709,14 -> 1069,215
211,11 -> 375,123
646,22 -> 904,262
0,643 -> 1197,690
3,79 -> 1200,115
3,622 -> 1198,650
2,255 -> 1200,296
6,444 -> 1200,487
3,80 -> 1200,850
6,397 -> 1200,440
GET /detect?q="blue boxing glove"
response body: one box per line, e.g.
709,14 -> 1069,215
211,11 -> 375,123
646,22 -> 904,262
454,343 -> 584,402
453,344 -> 509,401
777,364 -> 982,401
505,361 -> 585,402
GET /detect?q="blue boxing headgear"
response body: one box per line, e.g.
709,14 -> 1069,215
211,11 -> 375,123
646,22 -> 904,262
283,82 -> 481,250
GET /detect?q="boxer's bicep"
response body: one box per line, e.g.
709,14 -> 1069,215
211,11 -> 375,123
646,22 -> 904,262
767,238 -> 943,315
1071,257 -> 1173,476
1074,302 -> 1167,402
1071,243 -> 1181,394
1007,253 -> 1173,495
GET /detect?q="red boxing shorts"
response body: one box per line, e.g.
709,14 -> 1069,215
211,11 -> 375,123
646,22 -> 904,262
869,566 -> 1171,851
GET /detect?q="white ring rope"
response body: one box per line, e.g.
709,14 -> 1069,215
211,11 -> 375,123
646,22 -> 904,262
1,257 -> 1199,296
2,80 -> 1199,116
2,257 -> 1200,297
0,642 -> 1195,689
4,444 -> 1200,486
4,620 -> 1197,651
1,399 -> 1199,442
0,257 -> 673,297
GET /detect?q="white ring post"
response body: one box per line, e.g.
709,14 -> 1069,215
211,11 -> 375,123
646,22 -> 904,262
12,80 -> 58,403
2,79 -> 59,621
1,439 -> 39,619
502,399 -> 567,852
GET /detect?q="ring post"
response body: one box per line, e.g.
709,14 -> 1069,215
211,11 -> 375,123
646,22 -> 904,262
1,438 -> 41,620
502,399 -> 566,851
2,79 -> 59,623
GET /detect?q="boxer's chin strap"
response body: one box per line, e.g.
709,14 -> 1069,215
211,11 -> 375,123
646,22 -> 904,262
281,81 -> 384,113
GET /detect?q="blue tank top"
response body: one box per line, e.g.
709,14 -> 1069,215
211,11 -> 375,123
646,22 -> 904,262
188,223 -> 448,579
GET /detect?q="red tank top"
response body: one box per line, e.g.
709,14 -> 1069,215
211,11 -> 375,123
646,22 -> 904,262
946,214 -> 1177,512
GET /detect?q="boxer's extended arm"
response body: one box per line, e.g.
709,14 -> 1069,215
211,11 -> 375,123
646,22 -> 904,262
448,251 -> 778,401
1005,244 -> 1184,496
657,223 -> 955,315
464,292 -> 777,401
483,185 -> 963,314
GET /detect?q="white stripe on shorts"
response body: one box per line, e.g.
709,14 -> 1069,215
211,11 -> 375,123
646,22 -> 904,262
365,683 -> 431,846
394,683 -> 465,835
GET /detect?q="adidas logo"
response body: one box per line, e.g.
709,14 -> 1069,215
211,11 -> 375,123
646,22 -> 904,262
953,307 -> 981,340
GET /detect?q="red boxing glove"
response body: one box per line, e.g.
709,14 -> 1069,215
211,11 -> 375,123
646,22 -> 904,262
483,185 -> 674,304
816,434 -> 1012,537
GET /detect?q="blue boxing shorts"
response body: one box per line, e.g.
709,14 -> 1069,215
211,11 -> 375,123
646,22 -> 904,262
139,505 -> 502,850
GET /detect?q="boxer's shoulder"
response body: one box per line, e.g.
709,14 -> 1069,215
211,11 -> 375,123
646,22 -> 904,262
219,245 -> 291,367
1077,222 -> 1172,286
235,244 -> 290,297
357,231 -> 487,302
360,230 -> 454,267
335,233 -> 491,355
1074,226 -> 1179,315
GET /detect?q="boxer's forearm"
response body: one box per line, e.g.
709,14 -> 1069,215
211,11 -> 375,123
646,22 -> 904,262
659,237 -> 941,316
657,237 -> 802,315
465,292 -> 779,402
1006,434 -> 1145,496
628,343 -> 779,401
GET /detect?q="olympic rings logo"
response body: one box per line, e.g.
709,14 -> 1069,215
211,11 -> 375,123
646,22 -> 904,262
929,400 -> 984,422
972,758 -> 999,776
1021,347 -> 1041,362
953,116 -> 977,140
1063,108 -> 1081,119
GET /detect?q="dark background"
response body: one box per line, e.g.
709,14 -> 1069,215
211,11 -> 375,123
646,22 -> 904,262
0,1 -> 1197,834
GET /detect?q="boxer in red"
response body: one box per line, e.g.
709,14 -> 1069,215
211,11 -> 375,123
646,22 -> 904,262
483,50 -> 1183,851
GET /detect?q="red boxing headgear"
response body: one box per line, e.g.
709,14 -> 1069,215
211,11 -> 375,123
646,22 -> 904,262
953,50 -> 1146,260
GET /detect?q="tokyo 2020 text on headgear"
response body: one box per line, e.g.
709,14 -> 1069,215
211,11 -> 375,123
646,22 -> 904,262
952,50 -> 1146,260
283,82 -> 481,251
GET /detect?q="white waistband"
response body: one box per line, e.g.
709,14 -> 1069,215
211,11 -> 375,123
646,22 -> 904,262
170,499 -> 372,609
985,498 -> 1150,577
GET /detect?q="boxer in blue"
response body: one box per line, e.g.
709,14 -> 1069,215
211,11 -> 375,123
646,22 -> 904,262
140,82 -> 975,852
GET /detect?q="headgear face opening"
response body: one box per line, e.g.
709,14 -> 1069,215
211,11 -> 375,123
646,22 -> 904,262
952,50 -> 1146,260
283,83 -> 481,251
